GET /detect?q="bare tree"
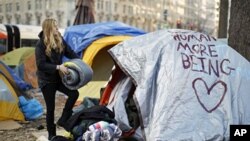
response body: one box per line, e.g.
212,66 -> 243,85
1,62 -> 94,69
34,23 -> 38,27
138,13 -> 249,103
218,0 -> 228,38
228,0 -> 250,61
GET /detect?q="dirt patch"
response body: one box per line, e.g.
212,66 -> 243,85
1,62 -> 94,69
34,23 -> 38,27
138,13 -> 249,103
0,90 -> 68,141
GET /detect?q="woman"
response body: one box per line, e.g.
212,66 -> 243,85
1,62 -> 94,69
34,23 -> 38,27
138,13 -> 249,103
35,18 -> 79,140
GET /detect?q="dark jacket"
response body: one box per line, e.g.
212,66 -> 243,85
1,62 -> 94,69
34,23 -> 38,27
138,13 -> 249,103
35,31 -> 79,88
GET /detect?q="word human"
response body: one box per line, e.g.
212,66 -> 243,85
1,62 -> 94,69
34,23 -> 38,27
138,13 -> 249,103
173,33 -> 235,77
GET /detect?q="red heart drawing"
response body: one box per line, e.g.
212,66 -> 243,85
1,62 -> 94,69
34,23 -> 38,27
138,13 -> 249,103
192,78 -> 227,113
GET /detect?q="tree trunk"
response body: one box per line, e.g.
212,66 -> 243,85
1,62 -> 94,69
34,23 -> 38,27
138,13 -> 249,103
228,0 -> 250,61
218,0 -> 228,38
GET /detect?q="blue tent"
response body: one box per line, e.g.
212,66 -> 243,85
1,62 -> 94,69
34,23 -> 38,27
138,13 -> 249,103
63,22 -> 146,56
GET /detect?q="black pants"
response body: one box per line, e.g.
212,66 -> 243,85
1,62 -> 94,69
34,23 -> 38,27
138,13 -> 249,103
41,81 -> 79,130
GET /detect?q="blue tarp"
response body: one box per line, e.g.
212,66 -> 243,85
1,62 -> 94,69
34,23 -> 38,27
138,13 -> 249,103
63,22 -> 146,56
0,60 -> 32,91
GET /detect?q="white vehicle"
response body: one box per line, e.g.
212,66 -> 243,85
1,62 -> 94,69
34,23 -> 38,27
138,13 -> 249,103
0,24 -> 64,54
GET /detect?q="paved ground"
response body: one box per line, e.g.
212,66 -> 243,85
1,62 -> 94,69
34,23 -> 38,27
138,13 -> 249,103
0,90 -> 68,141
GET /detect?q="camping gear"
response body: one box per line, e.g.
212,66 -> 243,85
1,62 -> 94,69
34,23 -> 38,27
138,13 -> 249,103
63,105 -> 117,139
0,47 -> 38,88
0,60 -> 32,93
63,21 -> 145,56
100,29 -> 250,140
0,71 -> 25,121
19,96 -> 43,121
77,36 -> 133,99
63,22 -> 146,100
0,60 -> 42,121
82,122 -> 122,141
0,47 -> 34,67
62,59 -> 93,90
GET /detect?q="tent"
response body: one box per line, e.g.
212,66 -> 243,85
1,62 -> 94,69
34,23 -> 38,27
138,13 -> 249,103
100,29 -> 250,140
0,63 -> 25,121
63,22 -> 146,101
0,60 -> 43,121
0,47 -> 38,88
0,47 -> 35,67
0,31 -> 6,39
77,36 -> 132,99
0,72 -> 25,121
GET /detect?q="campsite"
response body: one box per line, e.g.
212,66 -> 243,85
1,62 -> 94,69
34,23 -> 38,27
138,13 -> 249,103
1,21 -> 250,141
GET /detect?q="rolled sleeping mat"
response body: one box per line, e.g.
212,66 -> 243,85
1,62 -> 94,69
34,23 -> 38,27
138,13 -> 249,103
61,59 -> 93,90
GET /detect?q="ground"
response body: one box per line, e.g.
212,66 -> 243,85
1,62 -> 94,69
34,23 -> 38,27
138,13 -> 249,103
0,90 -> 68,141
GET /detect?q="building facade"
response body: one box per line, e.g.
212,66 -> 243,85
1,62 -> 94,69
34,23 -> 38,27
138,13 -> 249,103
0,0 -> 76,28
0,0 -> 219,36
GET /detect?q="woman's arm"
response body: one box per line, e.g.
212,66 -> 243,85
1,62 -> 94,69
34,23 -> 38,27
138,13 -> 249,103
63,39 -> 80,59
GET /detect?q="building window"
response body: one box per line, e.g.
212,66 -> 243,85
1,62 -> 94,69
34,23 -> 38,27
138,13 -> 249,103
9,3 -> 12,12
6,3 -> 12,12
97,0 -> 100,9
105,1 -> 109,11
128,6 -> 133,14
36,0 -> 42,9
35,0 -> 39,9
16,16 -> 20,24
114,3 -> 118,12
123,5 -> 126,13
27,1 -> 31,10
45,0 -> 50,10
36,16 -> 41,25
100,0 -> 104,10
16,2 -> 20,11
0,5 -> 2,12
26,15 -> 31,24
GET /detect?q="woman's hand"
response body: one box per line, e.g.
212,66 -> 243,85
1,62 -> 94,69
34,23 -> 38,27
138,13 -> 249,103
58,64 -> 69,75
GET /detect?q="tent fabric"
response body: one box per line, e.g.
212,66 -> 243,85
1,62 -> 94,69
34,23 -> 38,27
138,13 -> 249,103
0,47 -> 35,67
0,60 -> 32,93
82,36 -> 132,66
77,36 -> 131,100
14,53 -> 38,88
63,22 -> 146,56
107,29 -> 250,140
0,31 -> 6,39
0,72 -> 25,121
0,47 -> 38,88
23,54 -> 38,88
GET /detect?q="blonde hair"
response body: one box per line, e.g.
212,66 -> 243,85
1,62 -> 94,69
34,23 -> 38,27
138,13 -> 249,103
42,18 -> 64,56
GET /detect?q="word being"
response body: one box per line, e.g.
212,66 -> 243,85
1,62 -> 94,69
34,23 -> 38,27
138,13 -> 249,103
175,39 -> 235,77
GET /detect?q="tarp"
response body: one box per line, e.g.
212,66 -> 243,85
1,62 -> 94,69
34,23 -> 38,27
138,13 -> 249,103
107,29 -> 250,140
63,22 -> 146,56
0,61 -> 32,94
